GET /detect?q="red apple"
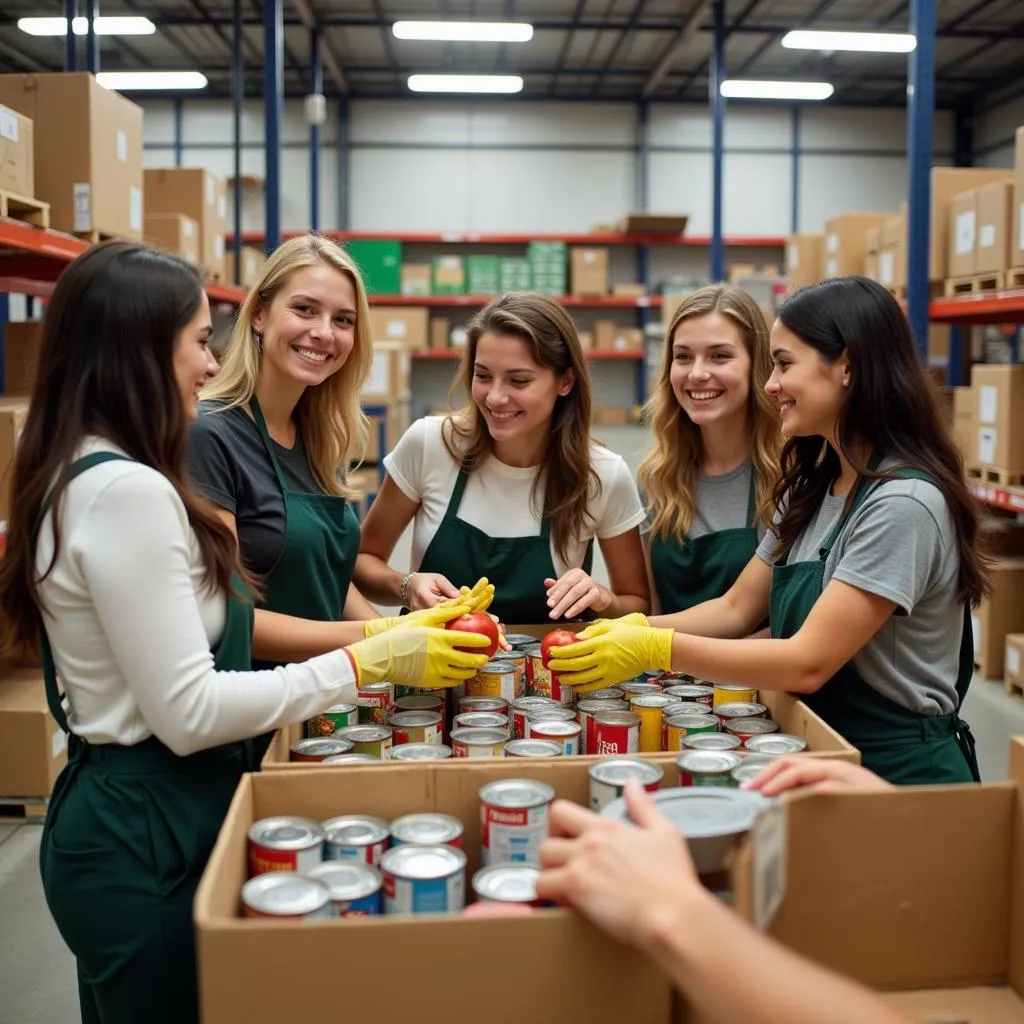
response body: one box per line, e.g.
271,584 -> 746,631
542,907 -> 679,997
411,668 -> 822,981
446,613 -> 500,658
541,629 -> 577,668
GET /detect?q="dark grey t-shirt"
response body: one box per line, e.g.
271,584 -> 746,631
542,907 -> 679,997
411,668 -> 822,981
187,401 -> 320,576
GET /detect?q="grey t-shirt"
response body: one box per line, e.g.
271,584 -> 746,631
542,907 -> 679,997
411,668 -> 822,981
756,471 -> 962,715
186,401 -> 321,576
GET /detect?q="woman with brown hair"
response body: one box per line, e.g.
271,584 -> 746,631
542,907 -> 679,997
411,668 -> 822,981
356,292 -> 650,623
551,277 -> 987,785
639,284 -> 780,613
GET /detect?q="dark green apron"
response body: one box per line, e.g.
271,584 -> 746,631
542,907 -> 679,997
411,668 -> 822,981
247,398 -> 361,758
36,451 -> 256,1024
417,467 -> 594,623
769,463 -> 979,785
649,467 -> 758,614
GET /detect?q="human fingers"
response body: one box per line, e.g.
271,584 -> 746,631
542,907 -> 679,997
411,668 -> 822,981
549,576 -> 600,620
546,797 -> 605,839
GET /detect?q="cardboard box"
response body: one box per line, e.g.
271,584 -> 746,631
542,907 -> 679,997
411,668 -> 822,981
361,398 -> 411,463
0,103 -> 33,197
611,282 -> 646,298
144,213 -> 199,265
821,213 -> 889,279
1004,633 -> 1024,692
3,320 -> 41,394
0,395 -> 28,526
785,234 -> 823,289
982,515 -> 1024,558
593,404 -> 631,426
1013,126 -> 1024,268
362,341 -> 411,403
931,166 -> 1014,281
976,180 -> 1014,276
577,330 -> 594,352
864,252 -> 879,282
616,213 -> 687,234
429,317 -> 450,350
0,668 -> 67,800
972,559 -> 1024,678
951,385 -> 975,459
594,322 -> 643,352
0,72 -> 143,238
970,363 -> 1024,469
239,246 -> 265,289
400,263 -> 431,297
432,255 -> 465,295
570,248 -> 609,297
949,187 -> 979,278
367,307 -> 428,350
865,225 -> 881,254
144,168 -> 227,280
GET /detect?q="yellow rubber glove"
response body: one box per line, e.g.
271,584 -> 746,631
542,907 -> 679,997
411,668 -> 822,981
443,577 -> 495,615
363,600 -> 482,639
348,625 -> 491,689
594,611 -> 650,628
547,620 -> 674,694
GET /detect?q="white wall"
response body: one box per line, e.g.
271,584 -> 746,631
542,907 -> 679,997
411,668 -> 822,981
973,94 -> 1024,169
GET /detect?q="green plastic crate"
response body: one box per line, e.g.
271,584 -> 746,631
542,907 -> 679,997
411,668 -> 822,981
467,255 -> 502,294
343,239 -> 402,295
500,257 -> 533,292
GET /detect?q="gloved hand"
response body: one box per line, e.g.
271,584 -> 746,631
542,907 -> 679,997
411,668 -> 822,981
348,624 -> 491,689
593,612 -> 650,629
443,577 -> 495,615
547,621 -> 674,694
363,600 -> 482,638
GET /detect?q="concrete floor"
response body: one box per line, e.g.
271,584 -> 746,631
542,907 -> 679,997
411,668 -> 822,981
3,424 -> 1024,1023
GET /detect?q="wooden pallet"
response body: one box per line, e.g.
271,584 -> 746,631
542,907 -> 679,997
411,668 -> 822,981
967,463 -> 1024,486
0,188 -> 49,229
944,272 -> 1008,296
887,281 -> 944,301
73,228 -> 123,244
1005,266 -> 1024,289
0,796 -> 47,824
1006,676 -> 1024,701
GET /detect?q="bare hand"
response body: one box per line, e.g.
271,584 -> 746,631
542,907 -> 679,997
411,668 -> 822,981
405,572 -> 460,611
544,569 -> 610,620
744,756 -> 890,798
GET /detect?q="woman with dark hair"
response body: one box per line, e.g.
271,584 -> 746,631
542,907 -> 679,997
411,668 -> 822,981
549,277 -> 986,785
0,240 -> 489,1024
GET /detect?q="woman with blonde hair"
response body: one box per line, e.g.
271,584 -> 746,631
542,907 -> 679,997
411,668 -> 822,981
638,284 -> 780,613
356,292 -> 650,623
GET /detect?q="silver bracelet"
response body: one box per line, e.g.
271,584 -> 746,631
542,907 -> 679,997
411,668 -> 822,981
399,571 -> 417,606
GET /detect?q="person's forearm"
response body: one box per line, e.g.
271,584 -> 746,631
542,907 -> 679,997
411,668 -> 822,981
646,891 -> 913,1024
252,609 -> 365,662
353,553 -> 405,606
667,632 -> 820,693
598,590 -> 649,618
344,583 -> 379,621
650,594 -> 750,638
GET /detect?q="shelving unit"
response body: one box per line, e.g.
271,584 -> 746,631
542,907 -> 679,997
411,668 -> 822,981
412,348 -> 645,361
370,294 -> 663,309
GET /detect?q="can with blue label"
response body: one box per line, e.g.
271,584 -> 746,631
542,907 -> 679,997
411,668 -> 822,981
380,844 -> 466,915
305,862 -> 383,917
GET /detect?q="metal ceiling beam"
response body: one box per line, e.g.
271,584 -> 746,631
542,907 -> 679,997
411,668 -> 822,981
292,0 -> 348,92
369,0 -> 401,88
673,0 -> 765,98
643,0 -> 709,98
182,0 -> 263,65
547,0 -> 587,95
588,0 -> 651,97
730,0 -> 844,79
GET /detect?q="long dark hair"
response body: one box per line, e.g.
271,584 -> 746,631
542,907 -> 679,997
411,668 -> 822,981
770,276 -> 990,606
0,241 -> 248,659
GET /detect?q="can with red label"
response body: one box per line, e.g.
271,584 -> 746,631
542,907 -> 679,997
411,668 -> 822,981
676,750 -> 743,787
457,695 -> 509,717
588,757 -> 664,811
247,816 -> 325,877
583,687 -> 628,702
592,710 -> 641,756
452,711 -> 510,734
504,738 -> 564,758
528,718 -> 581,755
304,703 -> 359,738
525,644 -> 552,700
323,814 -> 391,866
289,737 -> 354,762
450,727 -> 507,758
724,717 -> 780,744
479,778 -> 555,865
241,873 -> 333,919
467,660 -> 523,702
357,680 -> 394,724
394,694 -> 444,715
663,713 -> 720,752
714,702 -> 768,727
525,705 -> 575,739
663,684 -> 715,708
576,698 -> 628,754
615,682 -> 663,703
510,696 -> 557,739
389,710 -> 443,746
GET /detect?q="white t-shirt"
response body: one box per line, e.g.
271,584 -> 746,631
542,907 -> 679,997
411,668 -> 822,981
36,438 -> 357,755
383,416 -> 646,575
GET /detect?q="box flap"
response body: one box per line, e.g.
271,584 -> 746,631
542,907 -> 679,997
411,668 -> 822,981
885,985 -> 1024,1023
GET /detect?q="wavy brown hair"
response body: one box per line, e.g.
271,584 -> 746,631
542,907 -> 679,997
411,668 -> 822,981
0,241 -> 248,660
770,276 -> 990,605
443,292 -> 598,563
639,284 -> 781,541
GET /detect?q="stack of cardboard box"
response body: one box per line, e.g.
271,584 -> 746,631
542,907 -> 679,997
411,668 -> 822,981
144,168 -> 228,281
0,102 -> 35,204
570,248 -> 609,297
784,234 -> 824,290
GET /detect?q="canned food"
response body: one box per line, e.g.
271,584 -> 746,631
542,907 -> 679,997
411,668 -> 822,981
241,873 -> 333,919
380,844 -> 467,915
630,693 -> 682,752
322,753 -> 380,764
661,699 -> 712,717
335,724 -> 393,760
457,695 -> 509,717
525,705 -> 575,738
527,718 -> 581,755
389,743 -> 453,761
472,863 -> 544,905
503,633 -> 540,649
390,813 -> 464,848
289,737 -> 354,762
663,713 -> 720,752
616,682 -> 663,702
712,684 -> 757,708
663,684 -> 715,707
510,696 -> 557,739
525,644 -> 553,701
479,778 -> 555,865
304,703 -> 359,737
357,680 -> 394,724
452,711 -> 510,734
394,684 -> 450,704
588,757 -> 664,811
683,732 -> 742,752
656,671 -> 695,684
305,862 -> 383,917
394,695 -> 444,715
491,650 -> 526,693
389,710 -> 443,746
504,738 -> 564,758
576,698 -> 629,754
725,717 -> 780,743
450,727 -> 507,758
676,750 -> 744,787
592,710 -> 641,755
323,814 -> 391,866
731,762 -> 769,786
583,687 -> 628,702
744,733 -> 808,756
467,659 -> 523,702
715,702 -> 768,725
248,816 -> 325,877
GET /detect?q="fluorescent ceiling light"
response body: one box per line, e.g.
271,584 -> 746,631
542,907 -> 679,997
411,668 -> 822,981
97,71 -> 208,91
393,21 -> 534,43
407,74 -> 524,94
782,30 -> 916,53
17,16 -> 156,36
721,79 -> 834,101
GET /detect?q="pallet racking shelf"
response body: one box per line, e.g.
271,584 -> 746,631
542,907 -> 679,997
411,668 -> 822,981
227,231 -> 788,248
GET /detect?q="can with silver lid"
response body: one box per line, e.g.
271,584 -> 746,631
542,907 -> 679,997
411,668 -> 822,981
472,863 -> 545,906
335,724 -> 393,760
509,696 -> 556,739
322,753 -> 380,765
389,709 -> 443,746
394,694 -> 445,715
725,717 -> 780,744
663,684 -> 715,708
491,649 -> 526,693
630,693 -> 682,752
527,717 -> 581,755
583,687 -> 628,702
390,812 -> 464,849
389,743 -> 453,761
457,695 -> 509,716
714,701 -> 768,726
248,816 -> 325,877
745,733 -> 808,756
730,762 -> 769,787
241,873 -> 333,919
616,682 -> 663,702
305,862 -> 383,917
592,710 -> 641,755
713,683 -> 757,708
503,633 -> 540,649
479,778 -> 555,865
468,659 -> 523,702
290,737 -> 355,762
524,644 -> 552,701
504,738 -> 564,758
661,700 -> 712,717
450,727 -> 507,758
588,757 -> 664,811
304,703 -> 359,738
380,844 -> 466,915
525,705 -> 575,737
663,712 -> 720,752
656,671 -> 695,684
452,711 -> 510,734
683,732 -> 742,752
676,750 -> 744,787
322,814 -> 391,866
576,697 -> 629,754
357,680 -> 394,724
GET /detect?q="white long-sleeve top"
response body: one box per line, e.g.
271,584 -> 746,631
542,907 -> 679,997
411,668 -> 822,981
36,438 -> 358,756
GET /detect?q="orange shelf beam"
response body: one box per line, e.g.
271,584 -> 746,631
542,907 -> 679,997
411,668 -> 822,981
929,289 -> 1024,325
412,348 -> 644,361
371,294 -> 661,308
968,481 -> 1024,514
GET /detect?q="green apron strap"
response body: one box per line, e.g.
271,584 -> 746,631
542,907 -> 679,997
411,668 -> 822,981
249,397 -> 291,495
745,469 -> 757,528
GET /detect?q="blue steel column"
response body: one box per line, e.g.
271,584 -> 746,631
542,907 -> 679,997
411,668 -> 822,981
173,99 -> 183,167
709,0 -> 726,282
84,0 -> 99,73
309,30 -> 323,232
790,106 -> 801,233
232,0 -> 244,283
64,0 -> 77,71
263,0 -> 284,252
906,0 -> 936,363
337,95 -> 350,230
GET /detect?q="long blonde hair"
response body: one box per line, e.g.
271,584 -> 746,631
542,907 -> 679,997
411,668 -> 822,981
638,284 -> 780,542
443,292 -> 598,563
202,235 -> 371,500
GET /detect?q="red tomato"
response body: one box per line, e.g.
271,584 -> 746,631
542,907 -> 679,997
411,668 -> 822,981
541,629 -> 577,668
446,613 -> 500,657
